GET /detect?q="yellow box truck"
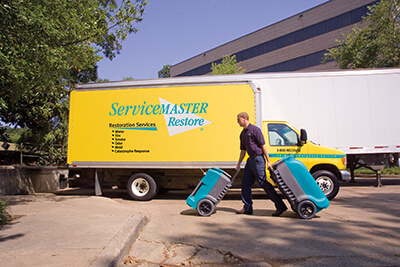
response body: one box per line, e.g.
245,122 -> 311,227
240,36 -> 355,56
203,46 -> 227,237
68,74 -> 349,200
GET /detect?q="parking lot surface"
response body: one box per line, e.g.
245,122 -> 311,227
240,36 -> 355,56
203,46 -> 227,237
116,177 -> 400,266
1,176 -> 399,267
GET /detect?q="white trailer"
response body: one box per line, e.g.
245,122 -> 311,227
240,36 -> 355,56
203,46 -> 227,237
248,68 -> 400,185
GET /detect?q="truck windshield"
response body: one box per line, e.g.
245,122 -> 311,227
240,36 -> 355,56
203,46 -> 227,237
268,123 -> 298,146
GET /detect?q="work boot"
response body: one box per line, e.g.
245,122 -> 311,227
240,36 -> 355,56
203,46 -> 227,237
236,208 -> 253,215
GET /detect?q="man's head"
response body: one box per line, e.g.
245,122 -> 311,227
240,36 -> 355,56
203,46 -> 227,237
237,112 -> 250,128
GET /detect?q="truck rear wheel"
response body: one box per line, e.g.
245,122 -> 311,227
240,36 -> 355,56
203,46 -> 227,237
312,170 -> 339,200
127,173 -> 158,201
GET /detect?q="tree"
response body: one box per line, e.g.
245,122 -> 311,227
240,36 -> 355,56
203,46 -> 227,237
323,0 -> 400,69
211,55 -> 245,75
0,0 -> 147,164
97,78 -> 111,83
158,65 -> 171,78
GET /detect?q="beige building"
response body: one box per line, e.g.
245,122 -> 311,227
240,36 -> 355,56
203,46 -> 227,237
171,0 -> 378,77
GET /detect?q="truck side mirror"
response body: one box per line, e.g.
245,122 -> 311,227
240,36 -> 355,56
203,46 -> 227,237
298,129 -> 308,146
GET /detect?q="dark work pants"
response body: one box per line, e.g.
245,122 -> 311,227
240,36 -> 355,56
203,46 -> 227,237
241,155 -> 287,212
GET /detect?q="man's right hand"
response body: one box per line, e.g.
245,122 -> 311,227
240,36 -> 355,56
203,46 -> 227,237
235,164 -> 241,171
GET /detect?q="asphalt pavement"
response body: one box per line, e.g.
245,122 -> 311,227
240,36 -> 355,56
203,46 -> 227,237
0,192 -> 147,267
0,175 -> 399,267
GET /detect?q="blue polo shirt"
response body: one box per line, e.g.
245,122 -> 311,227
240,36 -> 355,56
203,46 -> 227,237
240,123 -> 265,157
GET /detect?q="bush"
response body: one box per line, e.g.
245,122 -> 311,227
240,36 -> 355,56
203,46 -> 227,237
0,200 -> 12,225
382,167 -> 400,175
352,167 -> 400,175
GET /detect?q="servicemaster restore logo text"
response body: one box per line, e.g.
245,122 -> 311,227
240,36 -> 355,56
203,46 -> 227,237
108,97 -> 212,136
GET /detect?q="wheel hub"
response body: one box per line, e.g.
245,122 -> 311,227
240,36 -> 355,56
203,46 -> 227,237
316,177 -> 333,194
132,178 -> 149,197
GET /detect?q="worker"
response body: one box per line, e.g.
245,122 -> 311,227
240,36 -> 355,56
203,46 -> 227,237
235,112 -> 287,216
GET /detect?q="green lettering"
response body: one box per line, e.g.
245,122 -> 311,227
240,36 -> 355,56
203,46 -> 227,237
140,102 -> 146,115
192,103 -> 200,113
185,103 -> 194,113
170,104 -> 178,114
153,105 -> 160,115
199,103 -> 208,113
110,102 -> 118,116
131,105 -> 140,115
145,104 -> 153,115
161,104 -> 170,114
117,105 -> 125,116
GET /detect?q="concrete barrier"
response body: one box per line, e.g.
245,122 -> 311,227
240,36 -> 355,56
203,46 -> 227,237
0,166 -> 68,195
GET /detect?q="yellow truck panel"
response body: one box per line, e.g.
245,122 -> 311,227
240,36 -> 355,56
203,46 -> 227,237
68,83 -> 255,165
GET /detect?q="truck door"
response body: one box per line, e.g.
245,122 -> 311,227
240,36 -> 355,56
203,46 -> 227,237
264,122 -> 308,167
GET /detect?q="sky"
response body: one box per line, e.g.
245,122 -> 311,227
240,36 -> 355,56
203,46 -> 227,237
97,0 -> 329,81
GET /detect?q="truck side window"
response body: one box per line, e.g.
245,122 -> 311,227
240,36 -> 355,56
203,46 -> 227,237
268,124 -> 299,146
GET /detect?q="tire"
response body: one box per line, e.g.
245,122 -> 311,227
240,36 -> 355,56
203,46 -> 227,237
312,170 -> 339,200
297,200 -> 317,219
197,198 -> 215,216
127,173 -> 158,201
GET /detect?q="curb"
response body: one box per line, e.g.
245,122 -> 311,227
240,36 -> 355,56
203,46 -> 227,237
90,215 -> 148,267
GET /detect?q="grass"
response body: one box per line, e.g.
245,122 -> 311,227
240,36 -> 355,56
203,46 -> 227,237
0,200 -> 12,225
352,167 -> 400,175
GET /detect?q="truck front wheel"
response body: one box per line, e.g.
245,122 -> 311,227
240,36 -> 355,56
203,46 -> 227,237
312,170 -> 339,200
127,173 -> 158,201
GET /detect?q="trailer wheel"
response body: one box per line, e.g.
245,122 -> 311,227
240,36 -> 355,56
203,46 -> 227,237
127,173 -> 158,201
197,198 -> 215,216
312,170 -> 339,200
297,200 -> 317,219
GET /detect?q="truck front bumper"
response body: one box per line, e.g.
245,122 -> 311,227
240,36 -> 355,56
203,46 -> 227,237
340,170 -> 351,182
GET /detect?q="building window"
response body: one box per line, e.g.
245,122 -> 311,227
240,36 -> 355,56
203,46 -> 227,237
315,21 -> 326,35
339,12 -> 352,27
351,6 -> 367,23
326,17 -> 338,32
305,53 -> 317,67
284,60 -> 295,71
256,43 -> 265,55
303,25 -> 316,39
294,57 -> 306,70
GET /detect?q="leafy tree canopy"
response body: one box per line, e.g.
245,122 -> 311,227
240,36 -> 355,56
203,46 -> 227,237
158,65 -> 171,78
324,0 -> 400,69
0,0 -> 147,164
1,0 -> 147,127
211,54 -> 245,75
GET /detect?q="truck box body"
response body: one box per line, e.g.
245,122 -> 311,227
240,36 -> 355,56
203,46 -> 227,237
68,83 -> 256,168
